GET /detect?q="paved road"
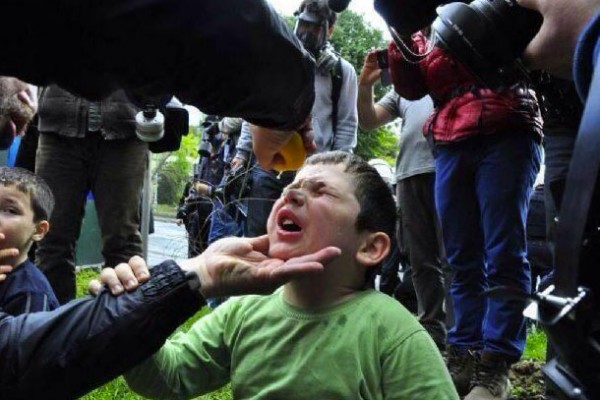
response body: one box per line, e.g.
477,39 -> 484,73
147,219 -> 189,266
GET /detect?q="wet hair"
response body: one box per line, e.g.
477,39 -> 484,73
302,151 -> 396,284
298,0 -> 338,27
0,167 -> 54,221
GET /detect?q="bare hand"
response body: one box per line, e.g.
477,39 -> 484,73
88,256 -> 151,295
231,157 -> 246,170
250,118 -> 316,170
516,0 -> 599,78
179,235 -> 340,298
359,50 -> 382,87
0,233 -> 19,281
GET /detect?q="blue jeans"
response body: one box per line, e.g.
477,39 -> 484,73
245,166 -> 294,237
208,200 -> 244,244
435,133 -> 541,360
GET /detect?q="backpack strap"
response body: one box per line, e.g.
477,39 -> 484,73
330,57 -> 343,147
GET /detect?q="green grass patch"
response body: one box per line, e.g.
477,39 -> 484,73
154,203 -> 178,218
523,324 -> 547,361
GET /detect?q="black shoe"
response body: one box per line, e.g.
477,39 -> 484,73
446,345 -> 477,396
464,351 -> 512,400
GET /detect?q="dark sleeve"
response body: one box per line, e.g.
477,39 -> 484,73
0,260 -> 203,399
388,40 -> 429,101
3,0 -> 314,131
1,292 -> 54,316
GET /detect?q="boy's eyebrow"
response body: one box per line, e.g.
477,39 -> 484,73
284,177 -> 331,193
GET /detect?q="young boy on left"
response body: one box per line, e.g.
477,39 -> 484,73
0,166 -> 58,315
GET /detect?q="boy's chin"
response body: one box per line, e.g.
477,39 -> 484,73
268,243 -> 302,261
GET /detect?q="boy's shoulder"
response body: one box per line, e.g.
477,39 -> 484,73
0,260 -> 58,303
353,290 -> 428,345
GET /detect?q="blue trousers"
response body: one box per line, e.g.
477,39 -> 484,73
208,200 -> 244,244
435,133 -> 541,360
245,166 -> 294,237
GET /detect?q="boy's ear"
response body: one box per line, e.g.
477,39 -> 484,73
355,232 -> 390,267
31,220 -> 50,242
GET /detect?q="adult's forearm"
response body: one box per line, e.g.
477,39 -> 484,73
357,84 -> 381,131
0,261 -> 202,399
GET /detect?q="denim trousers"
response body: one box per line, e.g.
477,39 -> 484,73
208,200 -> 244,244
245,166 -> 294,237
435,133 -> 541,360
35,133 -> 147,303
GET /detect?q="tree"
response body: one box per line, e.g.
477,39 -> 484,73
155,126 -> 200,204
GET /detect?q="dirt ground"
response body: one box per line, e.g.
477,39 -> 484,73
511,360 -> 546,400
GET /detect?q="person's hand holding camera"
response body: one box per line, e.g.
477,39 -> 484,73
359,50 -> 383,88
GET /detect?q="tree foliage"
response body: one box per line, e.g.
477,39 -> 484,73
155,126 -> 200,204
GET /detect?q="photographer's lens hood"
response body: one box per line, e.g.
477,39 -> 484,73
433,0 -> 542,87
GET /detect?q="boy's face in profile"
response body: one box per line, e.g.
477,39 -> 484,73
0,184 -> 46,263
267,163 -> 361,261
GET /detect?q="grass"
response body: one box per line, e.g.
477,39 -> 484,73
154,203 -> 178,219
523,324 -> 548,361
75,270 -> 547,399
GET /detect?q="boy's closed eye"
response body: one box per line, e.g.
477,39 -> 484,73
0,205 -> 22,215
284,179 -> 337,198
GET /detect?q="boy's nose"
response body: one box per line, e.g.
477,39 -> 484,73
283,188 -> 305,207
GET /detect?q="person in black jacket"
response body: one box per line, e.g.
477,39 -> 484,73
0,237 -> 340,399
0,0 -> 316,168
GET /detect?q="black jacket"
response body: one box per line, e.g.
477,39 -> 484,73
0,261 -> 203,399
2,0 -> 314,130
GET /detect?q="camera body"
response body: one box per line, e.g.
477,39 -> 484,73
375,0 -> 543,87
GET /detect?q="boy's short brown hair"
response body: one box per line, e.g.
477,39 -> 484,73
303,151 -> 396,242
0,167 -> 54,221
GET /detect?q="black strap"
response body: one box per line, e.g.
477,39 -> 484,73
330,58 -> 343,148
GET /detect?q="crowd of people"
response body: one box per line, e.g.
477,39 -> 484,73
0,0 -> 598,398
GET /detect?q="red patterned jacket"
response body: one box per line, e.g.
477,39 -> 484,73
388,33 -> 543,143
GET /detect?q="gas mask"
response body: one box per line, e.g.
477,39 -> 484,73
294,10 -> 329,58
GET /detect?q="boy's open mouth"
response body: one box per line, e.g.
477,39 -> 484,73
277,210 -> 303,233
280,218 -> 301,232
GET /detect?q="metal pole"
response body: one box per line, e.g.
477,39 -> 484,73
141,151 -> 152,260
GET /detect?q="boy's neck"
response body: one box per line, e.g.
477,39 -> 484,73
282,274 -> 365,309
3,253 -> 28,270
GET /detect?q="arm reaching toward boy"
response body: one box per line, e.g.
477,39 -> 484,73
0,237 -> 340,399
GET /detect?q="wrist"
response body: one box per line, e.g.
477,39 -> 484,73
178,255 -> 210,297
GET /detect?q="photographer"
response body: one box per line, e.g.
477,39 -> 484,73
206,117 -> 247,244
387,27 -> 543,399
1,0 -> 317,168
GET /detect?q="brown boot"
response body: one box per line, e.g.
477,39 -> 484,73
446,345 -> 477,396
464,351 -> 512,400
